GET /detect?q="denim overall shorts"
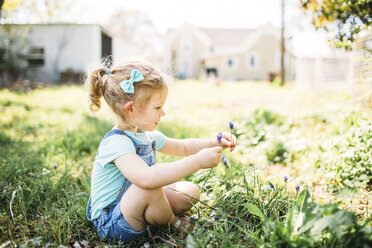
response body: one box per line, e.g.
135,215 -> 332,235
86,129 -> 156,242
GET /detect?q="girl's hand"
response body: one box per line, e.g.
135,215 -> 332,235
196,146 -> 223,169
217,132 -> 237,152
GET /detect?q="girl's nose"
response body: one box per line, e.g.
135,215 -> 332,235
160,109 -> 165,116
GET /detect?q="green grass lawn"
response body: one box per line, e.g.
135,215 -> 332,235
0,81 -> 371,247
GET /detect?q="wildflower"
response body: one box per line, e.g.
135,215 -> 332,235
229,121 -> 234,149
295,184 -> 300,191
214,216 -> 219,221
217,132 -> 223,144
229,121 -> 234,130
231,218 -> 236,223
284,176 -> 288,182
53,163 -> 58,169
269,182 -> 275,189
222,155 -> 229,168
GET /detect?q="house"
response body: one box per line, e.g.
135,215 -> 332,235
0,23 -> 141,83
164,24 -> 295,81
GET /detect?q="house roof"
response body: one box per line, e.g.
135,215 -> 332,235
199,28 -> 256,48
166,24 -> 281,57
166,24 -> 212,48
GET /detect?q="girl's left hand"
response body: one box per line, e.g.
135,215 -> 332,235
217,132 -> 237,152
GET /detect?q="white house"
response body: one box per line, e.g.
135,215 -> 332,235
0,23 -> 141,83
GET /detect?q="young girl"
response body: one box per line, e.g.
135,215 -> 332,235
85,61 -> 237,242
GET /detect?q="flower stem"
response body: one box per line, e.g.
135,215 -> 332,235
201,168 -> 214,194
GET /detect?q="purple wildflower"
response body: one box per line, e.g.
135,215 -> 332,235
229,121 -> 234,130
269,182 -> 275,189
53,163 -> 58,169
284,176 -> 288,182
217,132 -> 223,144
231,218 -> 236,223
222,155 -> 229,168
214,216 -> 219,221
295,184 -> 300,191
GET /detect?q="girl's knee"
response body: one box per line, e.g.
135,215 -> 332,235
175,181 -> 200,204
186,182 -> 200,204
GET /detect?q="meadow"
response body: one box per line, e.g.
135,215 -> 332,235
0,81 -> 371,247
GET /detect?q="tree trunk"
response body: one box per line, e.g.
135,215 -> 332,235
0,0 -> 5,19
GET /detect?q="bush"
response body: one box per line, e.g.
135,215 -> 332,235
317,121 -> 372,190
252,189 -> 372,247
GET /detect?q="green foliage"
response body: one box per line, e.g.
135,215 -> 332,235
252,189 -> 372,247
265,140 -> 288,164
0,84 -> 370,247
234,108 -> 284,147
234,109 -> 290,165
317,121 -> 372,190
235,107 -> 371,192
300,0 -> 372,49
0,25 -> 30,84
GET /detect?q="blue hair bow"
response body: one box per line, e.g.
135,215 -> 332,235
119,69 -> 144,94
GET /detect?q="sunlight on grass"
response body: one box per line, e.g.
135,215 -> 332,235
0,81 -> 371,247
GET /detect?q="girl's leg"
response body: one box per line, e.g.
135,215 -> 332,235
163,181 -> 200,215
120,185 -> 177,231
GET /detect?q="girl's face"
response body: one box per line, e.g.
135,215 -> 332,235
135,91 -> 166,131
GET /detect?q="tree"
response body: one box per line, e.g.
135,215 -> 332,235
105,9 -> 164,57
1,0 -> 80,23
0,24 -> 30,85
0,0 -> 23,19
300,0 -> 372,49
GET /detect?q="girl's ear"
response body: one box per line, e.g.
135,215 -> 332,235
124,101 -> 135,117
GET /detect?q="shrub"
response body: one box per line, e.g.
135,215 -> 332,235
317,121 -> 372,190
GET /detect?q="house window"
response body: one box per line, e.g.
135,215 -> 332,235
246,52 -> 259,70
28,47 -> 45,67
224,56 -> 238,70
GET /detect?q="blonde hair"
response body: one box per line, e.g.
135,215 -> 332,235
85,61 -> 168,123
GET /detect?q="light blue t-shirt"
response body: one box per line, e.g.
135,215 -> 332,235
89,129 -> 167,220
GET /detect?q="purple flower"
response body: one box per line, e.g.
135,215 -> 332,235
217,132 -> 223,144
284,176 -> 288,182
214,216 -> 219,221
222,155 -> 229,168
229,121 -> 234,130
53,163 -> 58,169
295,184 -> 300,191
269,182 -> 275,189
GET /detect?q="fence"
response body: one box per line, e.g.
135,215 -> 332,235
295,49 -> 371,98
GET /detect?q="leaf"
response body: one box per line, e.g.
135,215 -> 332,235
295,189 -> 310,213
243,203 -> 266,222
186,234 -> 196,248
318,145 -> 325,152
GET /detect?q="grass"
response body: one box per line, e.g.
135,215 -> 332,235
0,81 -> 371,247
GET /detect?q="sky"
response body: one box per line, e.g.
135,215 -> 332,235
8,0 -> 331,56
84,0 -> 330,56
87,0 -> 303,33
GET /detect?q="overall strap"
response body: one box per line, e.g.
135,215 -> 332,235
102,129 -> 138,146
120,131 -> 139,145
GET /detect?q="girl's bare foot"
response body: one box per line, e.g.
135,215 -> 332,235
174,217 -> 194,238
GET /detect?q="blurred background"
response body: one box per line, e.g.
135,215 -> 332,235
0,1 -> 371,246
0,0 -> 370,93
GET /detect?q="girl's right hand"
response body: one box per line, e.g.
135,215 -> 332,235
196,146 -> 223,169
